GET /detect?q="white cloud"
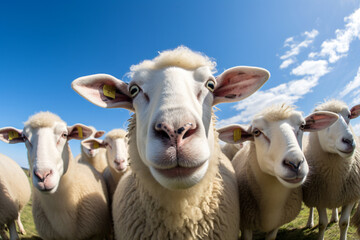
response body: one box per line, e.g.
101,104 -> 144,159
218,7 -> 360,128
314,8 -> 360,63
350,89 -> 360,106
352,123 -> 360,136
291,60 -> 330,77
280,59 -> 295,69
279,29 -> 319,69
339,66 -> 360,98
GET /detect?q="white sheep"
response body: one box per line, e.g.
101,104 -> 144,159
218,104 -> 338,240
75,126 -> 107,173
0,153 -> 31,240
82,129 -> 129,200
72,46 -> 270,239
302,99 -> 360,240
221,142 -> 243,161
0,112 -> 111,240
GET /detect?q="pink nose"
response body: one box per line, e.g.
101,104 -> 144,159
34,169 -> 53,182
154,122 -> 197,147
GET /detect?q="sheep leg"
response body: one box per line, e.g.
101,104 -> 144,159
306,207 -> 315,228
317,207 -> 328,240
240,229 -> 252,240
339,202 -> 355,240
8,221 -> 20,240
330,208 -> 339,223
16,213 -> 26,235
265,228 -> 278,240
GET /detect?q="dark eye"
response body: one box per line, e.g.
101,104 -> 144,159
253,128 -> 261,137
129,84 -> 140,97
300,123 -> 306,130
62,133 -> 68,138
206,79 -> 216,92
348,114 -> 351,119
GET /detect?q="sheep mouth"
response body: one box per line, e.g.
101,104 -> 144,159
155,162 -> 206,178
281,177 -> 304,184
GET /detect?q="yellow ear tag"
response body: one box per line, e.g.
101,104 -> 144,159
93,142 -> 99,149
233,128 -> 241,142
8,131 -> 19,141
77,127 -> 83,139
103,84 -> 116,99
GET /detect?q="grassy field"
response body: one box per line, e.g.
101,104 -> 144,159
1,169 -> 359,239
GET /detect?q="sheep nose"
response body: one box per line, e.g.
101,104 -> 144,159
154,122 -> 197,146
33,169 -> 53,182
342,137 -> 355,152
282,159 -> 304,173
342,137 -> 354,147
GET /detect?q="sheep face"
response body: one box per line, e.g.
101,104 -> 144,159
218,107 -> 339,189
81,141 -> 100,158
0,113 -> 92,193
104,136 -> 129,172
129,66 -> 216,189
250,112 -> 310,188
72,47 -> 270,190
23,123 -> 70,193
316,104 -> 360,158
81,127 -> 105,158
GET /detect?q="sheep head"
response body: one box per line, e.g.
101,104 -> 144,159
0,112 -> 93,193
218,105 -> 338,188
314,100 -> 360,158
72,47 -> 270,190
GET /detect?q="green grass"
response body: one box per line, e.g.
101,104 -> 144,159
1,169 -> 359,239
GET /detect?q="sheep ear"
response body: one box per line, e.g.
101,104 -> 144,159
72,74 -> 134,111
350,104 -> 360,119
0,127 -> 25,144
94,130 -> 105,138
67,124 -> 94,140
213,66 -> 270,105
217,124 -> 253,143
82,139 -> 106,150
303,111 -> 339,132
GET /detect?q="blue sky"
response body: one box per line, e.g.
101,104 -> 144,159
1,0 -> 360,168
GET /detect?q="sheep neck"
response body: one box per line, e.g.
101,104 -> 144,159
249,142 -> 295,232
109,163 -> 127,183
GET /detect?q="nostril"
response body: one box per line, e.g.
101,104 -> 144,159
178,123 -> 197,140
283,159 -> 302,173
154,123 -> 172,141
34,170 -> 43,181
342,138 -> 353,146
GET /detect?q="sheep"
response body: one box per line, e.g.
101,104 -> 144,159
218,104 -> 338,240
221,142 -> 243,161
302,99 -> 360,240
82,129 -> 129,200
0,111 -> 111,240
0,153 -> 31,240
75,126 -> 107,173
72,46 -> 271,239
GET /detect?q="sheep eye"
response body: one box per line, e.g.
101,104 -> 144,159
205,79 -> 216,92
300,123 -> 306,130
253,129 -> 261,137
129,84 -> 140,97
62,133 -> 68,138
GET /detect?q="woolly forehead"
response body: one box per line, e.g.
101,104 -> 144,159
105,129 -> 127,140
253,104 -> 302,123
315,99 -> 348,114
25,112 -> 66,129
129,46 -> 217,78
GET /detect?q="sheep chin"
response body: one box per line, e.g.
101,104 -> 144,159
149,160 -> 209,190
